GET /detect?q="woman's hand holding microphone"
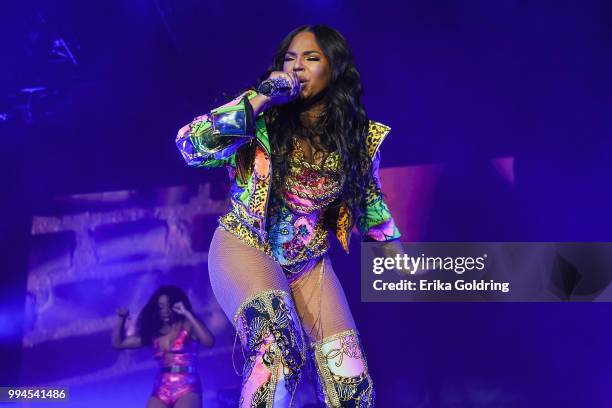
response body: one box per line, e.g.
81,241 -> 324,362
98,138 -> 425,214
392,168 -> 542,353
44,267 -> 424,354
251,71 -> 302,116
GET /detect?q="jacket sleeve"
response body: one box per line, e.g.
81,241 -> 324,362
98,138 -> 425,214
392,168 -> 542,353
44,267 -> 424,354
357,150 -> 401,242
175,90 -> 257,168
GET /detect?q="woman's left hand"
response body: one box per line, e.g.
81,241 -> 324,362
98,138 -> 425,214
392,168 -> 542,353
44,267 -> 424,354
172,302 -> 189,316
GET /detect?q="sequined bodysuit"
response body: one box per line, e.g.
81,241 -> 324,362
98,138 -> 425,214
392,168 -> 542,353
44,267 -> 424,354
267,136 -> 343,282
152,327 -> 201,406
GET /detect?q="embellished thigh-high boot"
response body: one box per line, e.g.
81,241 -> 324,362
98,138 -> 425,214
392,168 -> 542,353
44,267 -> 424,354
311,329 -> 375,407
234,289 -> 306,407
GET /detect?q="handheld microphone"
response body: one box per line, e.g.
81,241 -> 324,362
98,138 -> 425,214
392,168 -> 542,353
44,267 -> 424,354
257,77 -> 292,97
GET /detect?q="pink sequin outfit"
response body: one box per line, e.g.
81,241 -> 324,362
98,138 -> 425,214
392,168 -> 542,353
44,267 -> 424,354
152,327 -> 201,406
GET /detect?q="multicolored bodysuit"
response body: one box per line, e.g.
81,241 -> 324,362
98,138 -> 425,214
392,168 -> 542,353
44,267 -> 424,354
152,327 -> 201,406
267,136 -> 343,283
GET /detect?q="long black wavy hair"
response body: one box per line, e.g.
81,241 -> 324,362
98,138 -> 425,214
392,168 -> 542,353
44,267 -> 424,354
236,25 -> 371,225
136,285 -> 193,346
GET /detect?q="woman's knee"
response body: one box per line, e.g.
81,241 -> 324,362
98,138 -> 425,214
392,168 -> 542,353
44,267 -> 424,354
311,328 -> 375,407
234,289 -> 306,406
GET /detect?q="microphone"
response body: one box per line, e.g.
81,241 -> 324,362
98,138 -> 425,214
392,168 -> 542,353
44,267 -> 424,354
257,77 -> 292,97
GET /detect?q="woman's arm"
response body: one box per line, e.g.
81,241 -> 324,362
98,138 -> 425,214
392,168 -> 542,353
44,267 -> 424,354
176,91 -> 272,169
111,308 -> 143,349
175,72 -> 299,169
357,150 -> 401,242
249,93 -> 271,117
173,302 -> 215,348
176,90 -> 261,168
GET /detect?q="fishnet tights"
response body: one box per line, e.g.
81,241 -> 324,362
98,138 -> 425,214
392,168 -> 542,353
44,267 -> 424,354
207,227 -> 355,342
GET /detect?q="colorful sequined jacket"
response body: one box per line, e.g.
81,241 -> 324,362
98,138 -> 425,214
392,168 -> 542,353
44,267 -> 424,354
176,90 -> 400,253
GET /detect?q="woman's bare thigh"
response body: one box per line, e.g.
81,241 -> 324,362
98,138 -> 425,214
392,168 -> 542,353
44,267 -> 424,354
174,392 -> 201,408
146,396 -> 167,408
207,227 -> 290,321
289,256 -> 356,343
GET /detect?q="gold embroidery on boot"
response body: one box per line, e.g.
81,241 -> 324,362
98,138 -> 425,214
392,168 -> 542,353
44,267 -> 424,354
312,329 -> 374,407
234,289 -> 306,407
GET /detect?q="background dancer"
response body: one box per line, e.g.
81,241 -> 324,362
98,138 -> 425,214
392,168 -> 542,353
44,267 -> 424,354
113,285 -> 215,408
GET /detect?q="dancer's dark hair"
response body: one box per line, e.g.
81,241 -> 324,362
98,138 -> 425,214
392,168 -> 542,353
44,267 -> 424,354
136,285 -> 192,345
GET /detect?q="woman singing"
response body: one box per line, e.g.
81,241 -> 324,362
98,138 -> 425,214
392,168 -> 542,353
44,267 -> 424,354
112,285 -> 215,408
176,25 -> 400,407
